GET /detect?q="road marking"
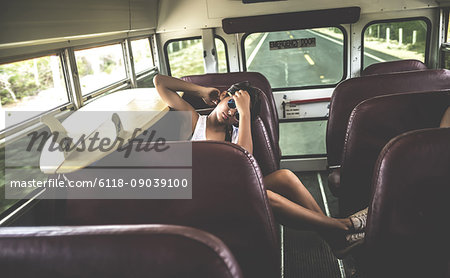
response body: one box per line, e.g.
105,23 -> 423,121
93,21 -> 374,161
247,32 -> 269,68
363,52 -> 386,62
308,29 -> 343,46
307,29 -> 385,62
304,54 -> 315,65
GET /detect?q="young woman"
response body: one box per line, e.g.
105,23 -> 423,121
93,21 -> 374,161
153,74 -> 367,258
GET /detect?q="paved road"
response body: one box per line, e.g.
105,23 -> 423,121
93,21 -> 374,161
245,30 -> 399,88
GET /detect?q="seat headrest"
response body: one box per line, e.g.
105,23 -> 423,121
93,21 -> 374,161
181,72 -> 273,111
0,224 -> 244,278
181,72 -> 281,170
361,59 -> 427,76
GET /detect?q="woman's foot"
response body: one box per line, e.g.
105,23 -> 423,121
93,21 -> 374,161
349,207 -> 368,232
332,232 -> 365,259
319,229 -> 365,259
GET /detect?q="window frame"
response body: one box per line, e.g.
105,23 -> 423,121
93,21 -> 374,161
73,40 -> 130,99
0,52 -> 74,134
215,35 -> 230,73
130,36 -> 156,75
361,17 -> 432,70
279,117 -> 329,159
439,9 -> 450,68
164,36 -> 203,77
0,34 -> 156,219
445,8 -> 450,43
241,25 -> 348,92
164,35 -> 230,77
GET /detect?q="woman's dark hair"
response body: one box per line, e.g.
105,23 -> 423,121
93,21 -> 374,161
226,81 -> 261,121
224,81 -> 261,142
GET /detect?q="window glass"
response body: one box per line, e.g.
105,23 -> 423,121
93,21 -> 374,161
279,120 -> 327,156
166,37 -> 229,77
0,55 -> 68,128
244,28 -> 345,89
447,13 -> 450,43
167,38 -> 205,78
363,19 -> 428,69
131,38 -> 154,73
215,38 -> 228,73
75,44 -> 126,95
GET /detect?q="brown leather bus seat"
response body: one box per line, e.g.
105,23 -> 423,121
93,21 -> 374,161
181,72 -> 281,171
326,69 -> 450,196
361,59 -> 427,76
363,127 -> 450,278
337,91 -> 449,216
57,141 -> 281,278
0,224 -> 244,278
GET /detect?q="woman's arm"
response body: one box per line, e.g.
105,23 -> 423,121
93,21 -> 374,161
153,74 -> 219,131
153,74 -> 219,109
233,90 -> 253,154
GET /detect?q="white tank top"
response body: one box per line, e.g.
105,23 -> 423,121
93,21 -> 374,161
191,115 -> 239,144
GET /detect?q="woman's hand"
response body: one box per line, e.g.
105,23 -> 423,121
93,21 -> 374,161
233,90 -> 251,117
199,87 -> 220,106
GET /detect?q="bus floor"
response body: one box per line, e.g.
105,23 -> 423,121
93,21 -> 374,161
282,170 -> 361,278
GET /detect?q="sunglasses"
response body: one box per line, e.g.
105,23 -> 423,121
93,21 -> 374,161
226,92 -> 239,121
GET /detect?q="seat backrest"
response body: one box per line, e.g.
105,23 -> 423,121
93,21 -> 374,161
58,141 -> 281,278
326,69 -> 450,168
361,59 -> 427,76
193,91 -> 279,175
363,128 -> 450,278
181,72 -> 281,165
0,224 -> 244,278
337,91 -> 450,216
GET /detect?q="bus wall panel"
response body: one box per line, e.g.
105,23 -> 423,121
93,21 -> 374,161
0,0 -> 158,45
156,0 -> 437,33
131,0 -> 158,31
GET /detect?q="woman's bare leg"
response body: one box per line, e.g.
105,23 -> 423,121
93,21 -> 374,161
266,190 -> 351,231
263,169 -> 324,215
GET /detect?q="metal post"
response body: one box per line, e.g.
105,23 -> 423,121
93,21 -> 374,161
122,39 -> 137,88
386,27 -> 390,44
202,29 -> 219,73
62,48 -> 83,109
413,30 -> 417,45
399,28 -> 403,45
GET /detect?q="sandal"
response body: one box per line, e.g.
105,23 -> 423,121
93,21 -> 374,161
349,207 -> 368,232
332,232 -> 365,259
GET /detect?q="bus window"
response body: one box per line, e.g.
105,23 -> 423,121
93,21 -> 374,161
166,37 -> 229,77
0,55 -> 68,128
447,11 -> 450,43
280,120 -> 327,157
166,37 -> 204,77
75,44 -> 127,95
362,18 -> 429,69
215,37 -> 228,73
131,38 -> 154,74
243,27 -> 346,89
